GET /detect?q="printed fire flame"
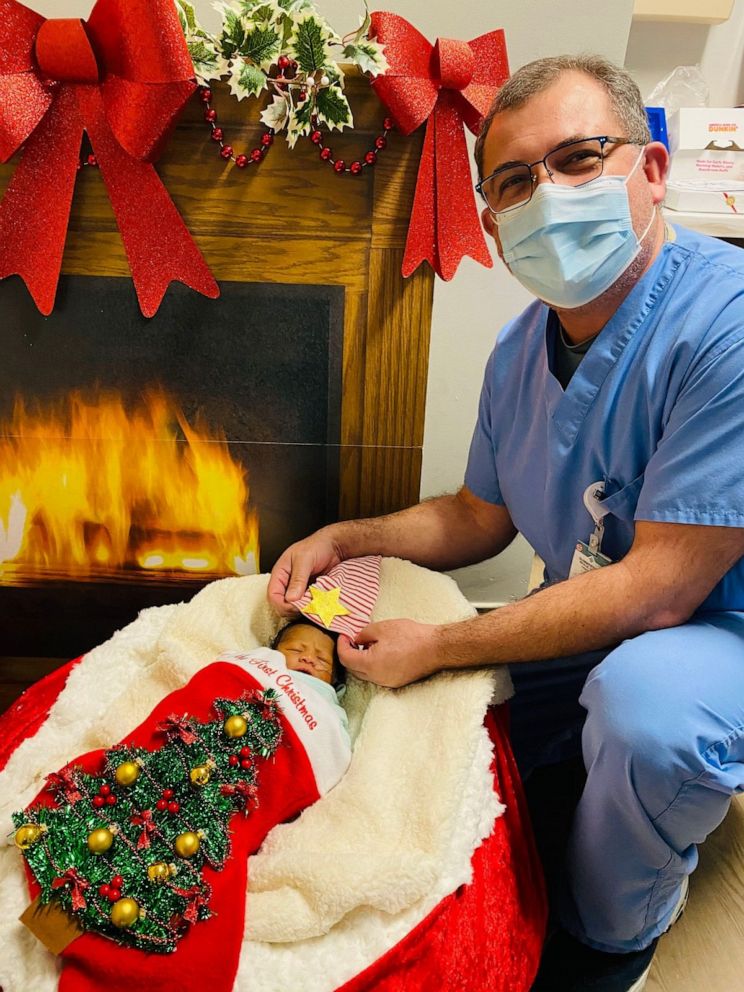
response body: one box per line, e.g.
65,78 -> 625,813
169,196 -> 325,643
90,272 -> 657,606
0,391 -> 259,581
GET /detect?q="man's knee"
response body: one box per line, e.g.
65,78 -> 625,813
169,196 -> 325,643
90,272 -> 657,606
579,630 -> 705,782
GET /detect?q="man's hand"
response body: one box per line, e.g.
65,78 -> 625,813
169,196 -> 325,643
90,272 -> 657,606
267,530 -> 344,616
267,490 -> 517,618
338,619 -> 444,688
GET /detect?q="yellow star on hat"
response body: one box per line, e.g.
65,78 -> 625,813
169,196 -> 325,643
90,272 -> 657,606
300,584 -> 351,629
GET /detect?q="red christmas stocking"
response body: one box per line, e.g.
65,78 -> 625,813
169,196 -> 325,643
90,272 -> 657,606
22,661 -> 321,992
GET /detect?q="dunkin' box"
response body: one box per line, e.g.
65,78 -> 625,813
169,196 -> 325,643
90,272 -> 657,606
665,179 -> 744,214
668,108 -> 744,183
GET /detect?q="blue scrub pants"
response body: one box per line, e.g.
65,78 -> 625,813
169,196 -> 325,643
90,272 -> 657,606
508,611 -> 744,953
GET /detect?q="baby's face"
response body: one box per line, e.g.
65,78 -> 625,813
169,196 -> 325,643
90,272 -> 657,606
276,624 -> 336,684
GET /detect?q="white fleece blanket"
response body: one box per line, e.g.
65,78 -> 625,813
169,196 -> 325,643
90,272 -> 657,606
0,558 -> 513,992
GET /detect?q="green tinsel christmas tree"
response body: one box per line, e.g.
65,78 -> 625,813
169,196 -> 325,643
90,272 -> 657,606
13,690 -> 282,953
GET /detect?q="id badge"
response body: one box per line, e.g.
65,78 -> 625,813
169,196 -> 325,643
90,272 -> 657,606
569,540 -> 613,578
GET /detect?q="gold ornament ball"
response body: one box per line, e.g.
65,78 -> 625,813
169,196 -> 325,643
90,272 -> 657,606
114,761 -> 141,787
87,827 -> 114,854
174,831 -> 201,859
223,714 -> 247,739
147,862 -> 171,883
14,823 -> 43,850
189,764 -> 211,787
110,897 -> 140,929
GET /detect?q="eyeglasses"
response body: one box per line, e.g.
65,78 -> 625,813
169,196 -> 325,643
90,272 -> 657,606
475,135 -> 642,216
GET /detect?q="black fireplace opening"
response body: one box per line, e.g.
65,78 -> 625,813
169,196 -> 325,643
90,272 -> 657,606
0,275 -> 344,658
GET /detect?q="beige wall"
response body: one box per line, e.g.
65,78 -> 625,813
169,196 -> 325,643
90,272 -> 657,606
626,0 -> 744,105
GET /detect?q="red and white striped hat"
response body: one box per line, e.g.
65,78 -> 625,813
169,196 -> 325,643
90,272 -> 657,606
291,555 -> 381,641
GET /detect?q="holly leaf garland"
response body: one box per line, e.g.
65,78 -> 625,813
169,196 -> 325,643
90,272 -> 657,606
175,0 -> 229,83
174,0 -> 197,34
260,94 -> 291,132
229,60 -> 268,100
288,12 -> 338,74
275,0 -> 314,14
235,0 -> 282,17
340,4 -> 388,77
188,40 -> 229,83
342,39 -> 388,77
176,0 -> 388,144
315,84 -> 352,131
219,6 -> 246,59
285,96 -> 315,148
240,22 -> 283,68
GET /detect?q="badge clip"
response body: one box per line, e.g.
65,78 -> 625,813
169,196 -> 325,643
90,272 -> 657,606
583,481 -> 607,554
568,481 -> 614,579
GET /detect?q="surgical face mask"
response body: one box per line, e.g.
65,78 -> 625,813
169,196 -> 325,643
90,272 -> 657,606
495,149 -> 656,309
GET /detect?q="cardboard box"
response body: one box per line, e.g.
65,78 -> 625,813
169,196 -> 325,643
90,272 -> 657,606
668,108 -> 744,182
665,180 -> 744,214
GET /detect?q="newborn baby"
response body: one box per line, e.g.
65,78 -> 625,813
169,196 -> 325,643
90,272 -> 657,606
271,620 -> 348,730
273,619 -> 344,687
222,618 -> 351,774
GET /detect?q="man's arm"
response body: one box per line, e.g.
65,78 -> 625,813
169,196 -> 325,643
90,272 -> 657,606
340,520 -> 744,687
267,487 -> 517,613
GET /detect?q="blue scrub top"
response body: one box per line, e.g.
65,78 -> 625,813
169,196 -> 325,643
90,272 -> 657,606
465,225 -> 744,612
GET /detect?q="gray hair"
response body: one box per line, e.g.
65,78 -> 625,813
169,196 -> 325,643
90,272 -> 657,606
474,54 -> 652,178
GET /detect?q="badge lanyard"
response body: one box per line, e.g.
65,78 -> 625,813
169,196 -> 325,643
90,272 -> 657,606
569,481 -> 614,578
584,481 -> 609,554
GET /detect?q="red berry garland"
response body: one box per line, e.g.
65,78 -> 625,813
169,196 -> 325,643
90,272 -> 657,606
79,87 -> 395,177
200,87 -> 274,169
198,87 -> 394,176
311,115 -> 395,176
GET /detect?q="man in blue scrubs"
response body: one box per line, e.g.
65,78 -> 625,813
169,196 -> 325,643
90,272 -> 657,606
269,55 -> 744,991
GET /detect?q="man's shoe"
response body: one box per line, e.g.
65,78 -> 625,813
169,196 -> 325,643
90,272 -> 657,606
530,931 -> 658,991
531,877 -> 689,991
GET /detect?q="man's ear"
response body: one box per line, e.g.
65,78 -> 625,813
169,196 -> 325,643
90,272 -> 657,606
481,205 -> 496,239
481,206 -> 506,263
642,141 -> 669,206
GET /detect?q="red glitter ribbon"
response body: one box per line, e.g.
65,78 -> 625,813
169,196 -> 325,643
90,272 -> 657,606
157,714 -> 199,745
0,0 -> 219,317
130,808 -> 157,849
45,767 -> 83,804
52,867 -> 90,911
370,11 -> 509,280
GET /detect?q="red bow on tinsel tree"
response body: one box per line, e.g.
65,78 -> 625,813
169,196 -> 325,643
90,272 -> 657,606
45,767 -> 83,804
130,808 -> 158,849
172,885 -> 211,924
157,714 -> 199,745
0,0 -> 219,317
220,780 -> 258,812
51,867 -> 90,911
370,12 -> 509,281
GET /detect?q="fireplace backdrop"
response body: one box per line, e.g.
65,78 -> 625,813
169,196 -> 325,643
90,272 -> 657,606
0,70 -> 434,658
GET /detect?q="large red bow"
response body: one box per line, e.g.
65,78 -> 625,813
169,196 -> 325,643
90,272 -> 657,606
0,0 -> 219,317
370,12 -> 509,281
